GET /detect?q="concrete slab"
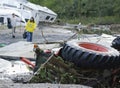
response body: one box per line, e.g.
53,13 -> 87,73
0,41 -> 60,59
0,33 -> 116,59
0,58 -> 33,83
0,83 -> 92,88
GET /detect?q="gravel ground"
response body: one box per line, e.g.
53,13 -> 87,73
0,25 -> 92,88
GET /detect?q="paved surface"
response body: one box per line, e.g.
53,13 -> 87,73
0,82 -> 92,88
0,24 -> 74,59
0,41 -> 60,58
0,25 -> 93,88
0,25 -> 74,45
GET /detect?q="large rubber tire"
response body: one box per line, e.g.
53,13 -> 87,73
60,40 -> 120,69
112,36 -> 120,51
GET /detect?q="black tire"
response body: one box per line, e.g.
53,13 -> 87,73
112,36 -> 120,51
60,40 -> 120,69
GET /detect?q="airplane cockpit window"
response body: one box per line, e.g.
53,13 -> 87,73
0,17 -> 4,24
50,18 -> 54,21
46,16 -> 50,20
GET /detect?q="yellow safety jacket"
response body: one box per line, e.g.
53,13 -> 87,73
25,20 -> 37,32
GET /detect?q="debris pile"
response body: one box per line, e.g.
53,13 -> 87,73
29,44 -> 120,88
30,55 -> 82,84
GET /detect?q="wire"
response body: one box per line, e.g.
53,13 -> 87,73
38,24 -> 48,43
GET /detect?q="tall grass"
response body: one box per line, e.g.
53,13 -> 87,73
77,29 -> 112,35
59,16 -> 120,25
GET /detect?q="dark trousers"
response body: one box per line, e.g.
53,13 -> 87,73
12,27 -> 16,36
27,32 -> 33,42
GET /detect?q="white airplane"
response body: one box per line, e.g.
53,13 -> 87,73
0,8 -> 26,27
0,0 -> 57,25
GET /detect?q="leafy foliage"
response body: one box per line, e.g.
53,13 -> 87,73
28,0 -> 120,24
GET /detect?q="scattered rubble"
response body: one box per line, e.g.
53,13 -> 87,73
0,24 -> 120,88
29,43 -> 120,88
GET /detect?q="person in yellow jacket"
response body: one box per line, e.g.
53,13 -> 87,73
25,17 -> 37,42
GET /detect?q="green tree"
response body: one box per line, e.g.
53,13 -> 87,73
113,0 -> 120,16
28,0 -> 120,21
